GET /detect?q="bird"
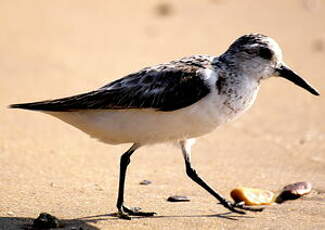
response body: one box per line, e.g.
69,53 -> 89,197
10,33 -> 319,219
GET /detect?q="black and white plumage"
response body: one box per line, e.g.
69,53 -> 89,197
10,34 -> 319,219
11,55 -> 212,112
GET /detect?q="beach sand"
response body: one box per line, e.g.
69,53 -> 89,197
1,0 -> 324,229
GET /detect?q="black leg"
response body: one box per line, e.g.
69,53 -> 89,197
116,144 -> 135,213
116,144 -> 156,220
180,140 -> 264,214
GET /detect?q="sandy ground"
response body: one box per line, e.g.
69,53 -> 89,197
1,0 -> 325,229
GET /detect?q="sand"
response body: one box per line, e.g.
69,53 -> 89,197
1,0 -> 324,229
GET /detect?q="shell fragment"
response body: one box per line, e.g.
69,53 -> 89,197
230,187 -> 275,206
275,181 -> 312,203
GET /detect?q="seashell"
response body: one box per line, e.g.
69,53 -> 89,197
275,181 -> 312,203
230,187 -> 275,206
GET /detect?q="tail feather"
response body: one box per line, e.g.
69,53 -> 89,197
9,92 -> 89,111
9,90 -> 111,111
9,101 -> 59,111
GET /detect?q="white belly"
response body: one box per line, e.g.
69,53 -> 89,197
46,101 -> 217,145
45,85 -> 258,145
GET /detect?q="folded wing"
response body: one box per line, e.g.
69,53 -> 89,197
10,57 -> 212,112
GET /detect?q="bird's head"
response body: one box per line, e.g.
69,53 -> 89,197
220,33 -> 319,96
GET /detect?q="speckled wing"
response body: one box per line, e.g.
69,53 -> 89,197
10,56 -> 213,112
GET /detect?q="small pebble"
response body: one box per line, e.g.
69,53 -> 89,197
139,180 -> 152,185
167,195 -> 190,202
33,212 -> 61,228
230,187 -> 274,206
312,39 -> 324,52
94,183 -> 104,191
155,2 -> 173,17
275,181 -> 312,203
7,211 -> 15,216
302,0 -> 321,12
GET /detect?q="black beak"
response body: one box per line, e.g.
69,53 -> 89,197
276,65 -> 320,96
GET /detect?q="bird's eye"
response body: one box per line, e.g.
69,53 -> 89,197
258,47 -> 274,60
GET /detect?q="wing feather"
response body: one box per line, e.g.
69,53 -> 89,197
10,56 -> 213,112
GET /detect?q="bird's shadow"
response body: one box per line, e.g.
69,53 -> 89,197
0,211 -> 254,229
80,211 -> 255,221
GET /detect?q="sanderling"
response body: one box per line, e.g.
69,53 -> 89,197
10,34 -> 319,219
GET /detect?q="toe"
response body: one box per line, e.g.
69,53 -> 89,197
234,203 -> 264,212
117,211 -> 131,220
122,205 -> 156,216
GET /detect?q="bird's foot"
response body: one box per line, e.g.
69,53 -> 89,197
117,206 -> 156,220
221,201 -> 264,214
